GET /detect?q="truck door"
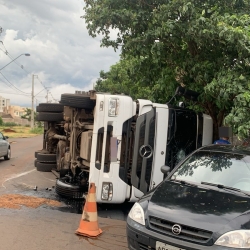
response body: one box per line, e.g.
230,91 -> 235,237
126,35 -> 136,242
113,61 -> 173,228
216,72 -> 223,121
131,108 -> 156,194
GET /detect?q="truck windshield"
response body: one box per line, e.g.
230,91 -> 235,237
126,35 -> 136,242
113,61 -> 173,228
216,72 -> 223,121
165,109 -> 197,169
170,151 -> 250,192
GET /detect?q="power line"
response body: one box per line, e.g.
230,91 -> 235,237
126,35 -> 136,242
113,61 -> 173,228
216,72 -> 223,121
0,47 -> 30,74
0,41 -> 58,104
36,76 -> 58,102
0,91 -> 31,96
36,75 -> 47,89
0,72 -> 30,95
49,91 -> 58,102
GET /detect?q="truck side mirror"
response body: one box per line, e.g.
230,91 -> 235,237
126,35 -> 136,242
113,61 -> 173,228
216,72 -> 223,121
161,165 -> 170,175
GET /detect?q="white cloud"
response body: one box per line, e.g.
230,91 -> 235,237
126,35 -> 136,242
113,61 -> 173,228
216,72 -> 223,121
0,0 -> 120,107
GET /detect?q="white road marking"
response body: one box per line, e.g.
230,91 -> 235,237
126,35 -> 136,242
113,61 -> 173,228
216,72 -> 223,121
2,169 -> 36,188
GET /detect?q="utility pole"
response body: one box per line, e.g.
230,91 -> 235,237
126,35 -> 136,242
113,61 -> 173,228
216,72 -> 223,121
46,89 -> 49,103
31,75 -> 35,129
31,74 -> 38,129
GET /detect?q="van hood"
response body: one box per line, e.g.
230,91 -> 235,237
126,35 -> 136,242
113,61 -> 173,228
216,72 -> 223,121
147,180 -> 250,234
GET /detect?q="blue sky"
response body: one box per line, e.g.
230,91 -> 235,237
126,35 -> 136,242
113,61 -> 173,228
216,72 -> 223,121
0,0 -> 120,107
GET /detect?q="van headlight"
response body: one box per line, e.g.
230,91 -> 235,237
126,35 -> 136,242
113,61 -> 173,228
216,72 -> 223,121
215,230 -> 250,248
128,202 -> 145,225
108,98 -> 119,117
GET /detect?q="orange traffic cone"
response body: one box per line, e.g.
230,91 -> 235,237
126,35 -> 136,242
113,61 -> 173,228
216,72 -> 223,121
75,183 -> 102,237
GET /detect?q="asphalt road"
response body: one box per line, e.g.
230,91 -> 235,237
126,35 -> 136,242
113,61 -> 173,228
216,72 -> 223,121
0,135 -> 129,250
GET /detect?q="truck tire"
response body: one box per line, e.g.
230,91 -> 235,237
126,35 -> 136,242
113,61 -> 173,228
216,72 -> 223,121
60,93 -> 95,109
36,103 -> 64,113
37,153 -> 56,162
60,169 -> 69,178
36,161 -> 56,172
34,159 -> 38,167
55,177 -> 86,199
35,149 -> 47,158
36,112 -> 64,122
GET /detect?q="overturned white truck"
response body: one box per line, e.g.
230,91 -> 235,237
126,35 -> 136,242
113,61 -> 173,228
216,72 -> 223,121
35,90 -> 213,203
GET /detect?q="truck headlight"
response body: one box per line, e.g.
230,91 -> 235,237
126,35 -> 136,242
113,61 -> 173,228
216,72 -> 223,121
215,230 -> 250,248
108,98 -> 119,117
128,202 -> 145,225
101,182 -> 113,201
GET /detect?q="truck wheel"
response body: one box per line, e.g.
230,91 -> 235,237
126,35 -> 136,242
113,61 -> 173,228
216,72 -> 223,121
35,149 -> 47,158
55,177 -> 86,199
37,153 -> 56,162
60,93 -> 95,109
36,103 -> 64,113
36,112 -> 64,122
36,161 -> 56,172
60,169 -> 69,178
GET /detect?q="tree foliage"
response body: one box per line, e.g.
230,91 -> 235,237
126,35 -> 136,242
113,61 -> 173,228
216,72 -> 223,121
95,56 -> 177,104
21,108 -> 38,122
83,0 -> 250,139
21,108 -> 32,121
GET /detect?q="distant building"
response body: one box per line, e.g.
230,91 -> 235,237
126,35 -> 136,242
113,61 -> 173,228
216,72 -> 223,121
0,96 -> 30,125
0,96 -> 10,112
3,105 -> 27,118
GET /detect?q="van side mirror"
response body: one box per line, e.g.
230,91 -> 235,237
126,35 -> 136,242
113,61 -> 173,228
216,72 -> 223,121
161,165 -> 170,175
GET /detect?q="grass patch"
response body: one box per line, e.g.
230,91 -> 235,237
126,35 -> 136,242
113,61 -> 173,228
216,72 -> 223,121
30,127 -> 43,134
0,126 -> 44,138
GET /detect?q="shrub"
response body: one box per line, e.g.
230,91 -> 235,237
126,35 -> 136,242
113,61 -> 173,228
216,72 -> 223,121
3,122 -> 17,127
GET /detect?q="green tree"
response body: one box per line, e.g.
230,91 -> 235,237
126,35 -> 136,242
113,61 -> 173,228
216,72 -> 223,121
95,55 -> 177,103
84,0 -> 250,139
21,108 -> 38,122
21,108 -> 32,121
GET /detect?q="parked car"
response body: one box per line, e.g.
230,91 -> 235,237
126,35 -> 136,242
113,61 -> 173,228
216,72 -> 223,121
0,132 -> 11,160
127,144 -> 250,250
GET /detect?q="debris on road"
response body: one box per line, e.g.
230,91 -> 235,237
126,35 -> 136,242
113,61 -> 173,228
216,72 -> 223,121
0,194 -> 61,209
2,129 -> 16,133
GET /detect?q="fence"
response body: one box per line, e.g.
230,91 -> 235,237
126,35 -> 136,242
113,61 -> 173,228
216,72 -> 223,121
2,117 -> 30,126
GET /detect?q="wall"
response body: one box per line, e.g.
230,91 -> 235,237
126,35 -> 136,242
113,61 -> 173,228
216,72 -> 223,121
2,117 -> 30,126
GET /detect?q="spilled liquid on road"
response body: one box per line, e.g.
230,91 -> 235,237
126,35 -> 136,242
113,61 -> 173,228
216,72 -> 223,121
13,185 -> 133,221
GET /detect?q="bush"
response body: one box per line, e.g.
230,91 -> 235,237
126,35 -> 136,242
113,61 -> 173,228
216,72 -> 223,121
0,117 -> 3,126
36,121 -> 43,128
3,122 -> 17,127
